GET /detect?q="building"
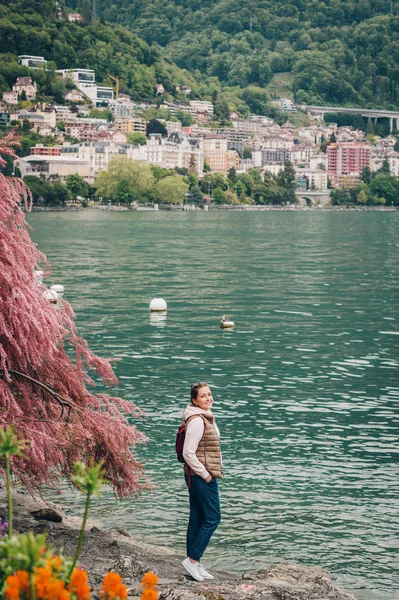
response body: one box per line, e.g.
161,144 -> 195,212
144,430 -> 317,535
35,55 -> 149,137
261,136 -> 293,150
327,142 -> 371,187
189,100 -> 214,116
0,111 -> 10,126
275,98 -> 297,112
18,55 -> 47,69
216,126 -> 251,155
65,90 -> 86,103
115,118 -> 146,133
143,133 -> 203,175
109,99 -> 134,120
227,150 -> 240,171
2,91 -> 18,105
253,148 -> 291,167
12,77 -> 37,100
13,108 -> 56,129
371,150 -> 399,177
16,154 -> 90,181
32,145 -> 62,156
201,133 -> 228,173
295,168 -> 328,191
56,68 -> 114,106
68,13 -> 83,22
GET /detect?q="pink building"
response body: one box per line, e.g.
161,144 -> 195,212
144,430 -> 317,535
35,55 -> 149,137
327,142 -> 371,187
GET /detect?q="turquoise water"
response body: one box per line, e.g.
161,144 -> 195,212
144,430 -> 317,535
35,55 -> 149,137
28,211 -> 399,600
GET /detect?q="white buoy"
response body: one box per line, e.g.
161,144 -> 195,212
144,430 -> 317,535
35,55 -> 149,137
149,298 -> 167,312
43,288 -> 58,304
50,284 -> 64,298
220,314 -> 235,329
34,269 -> 44,284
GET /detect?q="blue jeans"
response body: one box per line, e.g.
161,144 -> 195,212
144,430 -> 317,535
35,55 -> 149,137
185,474 -> 221,561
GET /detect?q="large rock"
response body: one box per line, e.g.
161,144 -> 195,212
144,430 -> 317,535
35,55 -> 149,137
2,490 -> 357,600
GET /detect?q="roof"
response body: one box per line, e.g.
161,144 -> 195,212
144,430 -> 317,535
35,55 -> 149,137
15,77 -> 35,86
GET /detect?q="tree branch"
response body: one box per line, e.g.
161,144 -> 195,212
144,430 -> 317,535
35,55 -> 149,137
1,369 -> 75,420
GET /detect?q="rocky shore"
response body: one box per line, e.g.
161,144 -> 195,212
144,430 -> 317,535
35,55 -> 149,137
29,204 -> 398,212
1,489 -> 357,600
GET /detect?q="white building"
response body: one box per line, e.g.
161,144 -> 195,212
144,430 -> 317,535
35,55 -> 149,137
371,149 -> 399,176
309,154 -> 328,170
65,89 -> 87,103
142,133 -> 203,174
13,108 -> 56,129
295,168 -> 328,191
2,91 -> 18,104
16,154 -> 89,181
56,68 -> 114,106
12,77 -> 37,100
18,55 -> 47,69
189,100 -> 214,115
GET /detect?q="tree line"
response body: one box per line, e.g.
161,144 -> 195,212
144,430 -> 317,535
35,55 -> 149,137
20,157 -> 298,207
73,0 -> 399,109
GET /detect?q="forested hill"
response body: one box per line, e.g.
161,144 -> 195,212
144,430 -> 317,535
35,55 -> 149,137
0,0 -> 195,101
66,0 -> 399,109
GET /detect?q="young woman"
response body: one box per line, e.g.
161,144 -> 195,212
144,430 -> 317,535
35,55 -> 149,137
181,382 -> 222,582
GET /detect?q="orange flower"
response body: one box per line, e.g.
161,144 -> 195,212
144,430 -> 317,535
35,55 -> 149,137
47,555 -> 63,573
34,566 -> 52,598
5,571 -> 30,600
141,573 -> 158,588
16,571 -> 30,597
5,575 -> 20,600
99,572 -> 128,600
34,565 -> 71,600
68,568 -> 91,600
141,589 -> 158,600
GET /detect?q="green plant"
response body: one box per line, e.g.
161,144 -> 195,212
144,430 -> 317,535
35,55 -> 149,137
69,461 -> 108,576
0,426 -> 26,538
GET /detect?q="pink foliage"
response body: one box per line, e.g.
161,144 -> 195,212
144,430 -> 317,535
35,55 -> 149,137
0,133 -> 148,497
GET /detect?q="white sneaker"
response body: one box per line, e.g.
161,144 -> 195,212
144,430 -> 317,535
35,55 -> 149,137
182,558 -> 204,581
198,564 -> 214,580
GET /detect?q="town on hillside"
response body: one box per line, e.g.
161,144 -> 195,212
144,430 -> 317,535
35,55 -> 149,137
1,54 -> 399,208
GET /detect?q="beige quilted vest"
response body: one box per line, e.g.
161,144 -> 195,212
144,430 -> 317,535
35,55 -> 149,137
185,413 -> 223,479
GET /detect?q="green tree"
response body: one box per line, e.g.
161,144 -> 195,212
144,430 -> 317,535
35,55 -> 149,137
146,119 -> 168,137
378,158 -> 390,174
24,176 -> 47,204
276,161 -> 296,203
115,180 -> 135,204
212,186 -> 226,204
66,174 -> 89,199
227,166 -> 237,184
127,132 -> 147,145
95,156 -> 155,202
200,172 -> 228,194
187,185 -> 204,205
243,146 -> 252,159
356,189 -> 368,204
153,175 -> 188,204
369,174 -> 399,205
175,110 -> 193,127
360,166 -> 372,184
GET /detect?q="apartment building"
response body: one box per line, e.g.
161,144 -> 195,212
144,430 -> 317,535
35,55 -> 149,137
115,118 -> 146,133
327,142 -> 371,187
202,133 -> 228,173
31,145 -> 62,156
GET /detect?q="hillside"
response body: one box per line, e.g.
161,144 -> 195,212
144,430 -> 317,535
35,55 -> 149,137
0,0 -> 196,102
67,0 -> 399,110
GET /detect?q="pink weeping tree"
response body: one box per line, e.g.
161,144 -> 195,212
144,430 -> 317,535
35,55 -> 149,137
0,133 -> 147,497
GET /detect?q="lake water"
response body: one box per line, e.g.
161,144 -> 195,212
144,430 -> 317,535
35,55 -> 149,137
28,210 -> 399,600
